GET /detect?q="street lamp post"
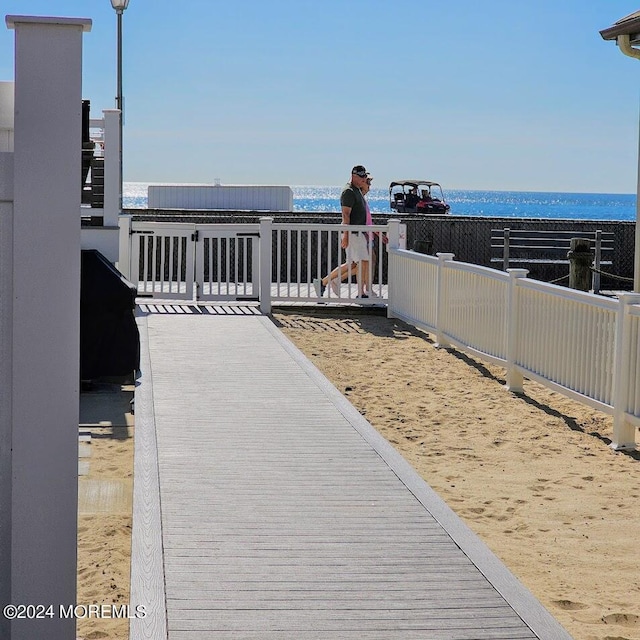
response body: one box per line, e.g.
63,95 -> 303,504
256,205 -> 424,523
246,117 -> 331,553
600,11 -> 640,292
110,0 -> 130,210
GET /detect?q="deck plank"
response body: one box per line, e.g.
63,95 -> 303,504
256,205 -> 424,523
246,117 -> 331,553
131,311 -> 573,640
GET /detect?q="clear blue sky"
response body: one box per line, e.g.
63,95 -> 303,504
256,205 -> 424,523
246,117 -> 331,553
2,1 -> 640,193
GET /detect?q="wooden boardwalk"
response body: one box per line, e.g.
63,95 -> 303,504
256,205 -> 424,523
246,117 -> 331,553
130,306 -> 574,640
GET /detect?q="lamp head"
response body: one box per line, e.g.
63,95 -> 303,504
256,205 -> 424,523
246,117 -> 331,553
110,0 -> 130,11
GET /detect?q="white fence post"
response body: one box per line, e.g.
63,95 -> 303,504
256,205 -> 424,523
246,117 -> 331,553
259,217 -> 273,314
117,214 -> 132,279
435,253 -> 455,348
387,219 -> 401,249
611,293 -> 640,450
102,108 -> 120,227
386,220 -> 401,317
505,268 -> 529,392
6,15 -> 91,640
0,148 -> 13,640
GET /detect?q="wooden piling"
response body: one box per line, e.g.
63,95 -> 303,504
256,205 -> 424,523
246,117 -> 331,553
568,237 -> 593,291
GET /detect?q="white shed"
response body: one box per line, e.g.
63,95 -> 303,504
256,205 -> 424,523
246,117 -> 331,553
148,183 -> 293,211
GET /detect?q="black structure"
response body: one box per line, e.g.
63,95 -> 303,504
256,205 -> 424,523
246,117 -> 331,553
81,99 -> 92,198
81,100 -> 105,214
80,250 -> 140,380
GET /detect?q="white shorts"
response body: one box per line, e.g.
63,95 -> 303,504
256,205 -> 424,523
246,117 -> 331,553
346,231 -> 370,263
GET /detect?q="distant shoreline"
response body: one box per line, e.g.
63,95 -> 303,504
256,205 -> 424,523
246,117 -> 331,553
123,183 -> 636,220
123,181 -> 635,197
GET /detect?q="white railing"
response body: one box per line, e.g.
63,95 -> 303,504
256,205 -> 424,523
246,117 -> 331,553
516,280 -> 618,407
124,220 -> 260,301
129,221 -> 196,299
387,247 -> 640,450
119,218 -> 404,310
260,218 -> 405,305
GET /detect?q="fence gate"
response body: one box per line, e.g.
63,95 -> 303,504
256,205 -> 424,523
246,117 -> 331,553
129,222 -> 260,301
196,224 -> 260,302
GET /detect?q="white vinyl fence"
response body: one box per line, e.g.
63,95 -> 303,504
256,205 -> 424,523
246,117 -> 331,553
268,221 -> 397,303
388,248 -> 640,450
119,217 -> 403,310
125,221 -> 260,301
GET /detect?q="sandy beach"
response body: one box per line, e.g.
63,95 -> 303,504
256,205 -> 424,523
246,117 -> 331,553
76,310 -> 639,640
272,309 -> 640,640
77,384 -> 134,640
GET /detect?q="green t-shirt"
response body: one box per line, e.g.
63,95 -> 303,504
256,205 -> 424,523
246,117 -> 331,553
340,183 -> 366,226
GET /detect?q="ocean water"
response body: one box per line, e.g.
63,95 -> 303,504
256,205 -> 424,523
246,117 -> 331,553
123,182 -> 636,222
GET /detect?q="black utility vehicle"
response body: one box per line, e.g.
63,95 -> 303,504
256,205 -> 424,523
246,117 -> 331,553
389,180 -> 450,214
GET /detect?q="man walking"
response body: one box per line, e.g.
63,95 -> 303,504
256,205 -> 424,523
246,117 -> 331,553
314,165 -> 371,298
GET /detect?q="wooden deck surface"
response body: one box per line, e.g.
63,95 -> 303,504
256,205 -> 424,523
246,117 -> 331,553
130,306 -> 574,640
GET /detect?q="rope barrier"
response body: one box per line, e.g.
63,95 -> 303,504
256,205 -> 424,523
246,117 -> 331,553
547,267 -> 633,286
548,274 -> 569,284
590,266 -> 634,283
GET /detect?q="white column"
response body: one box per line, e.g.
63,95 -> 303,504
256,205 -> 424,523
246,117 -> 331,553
386,220 -> 402,317
102,108 -> 121,227
0,151 -> 14,640
117,214 -> 132,278
6,15 -> 91,640
611,293 -> 640,450
387,219 -> 401,250
259,217 -> 273,314
504,269 -> 529,393
434,253 -> 455,348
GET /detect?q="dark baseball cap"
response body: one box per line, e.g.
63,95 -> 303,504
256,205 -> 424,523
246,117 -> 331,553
351,165 -> 369,177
